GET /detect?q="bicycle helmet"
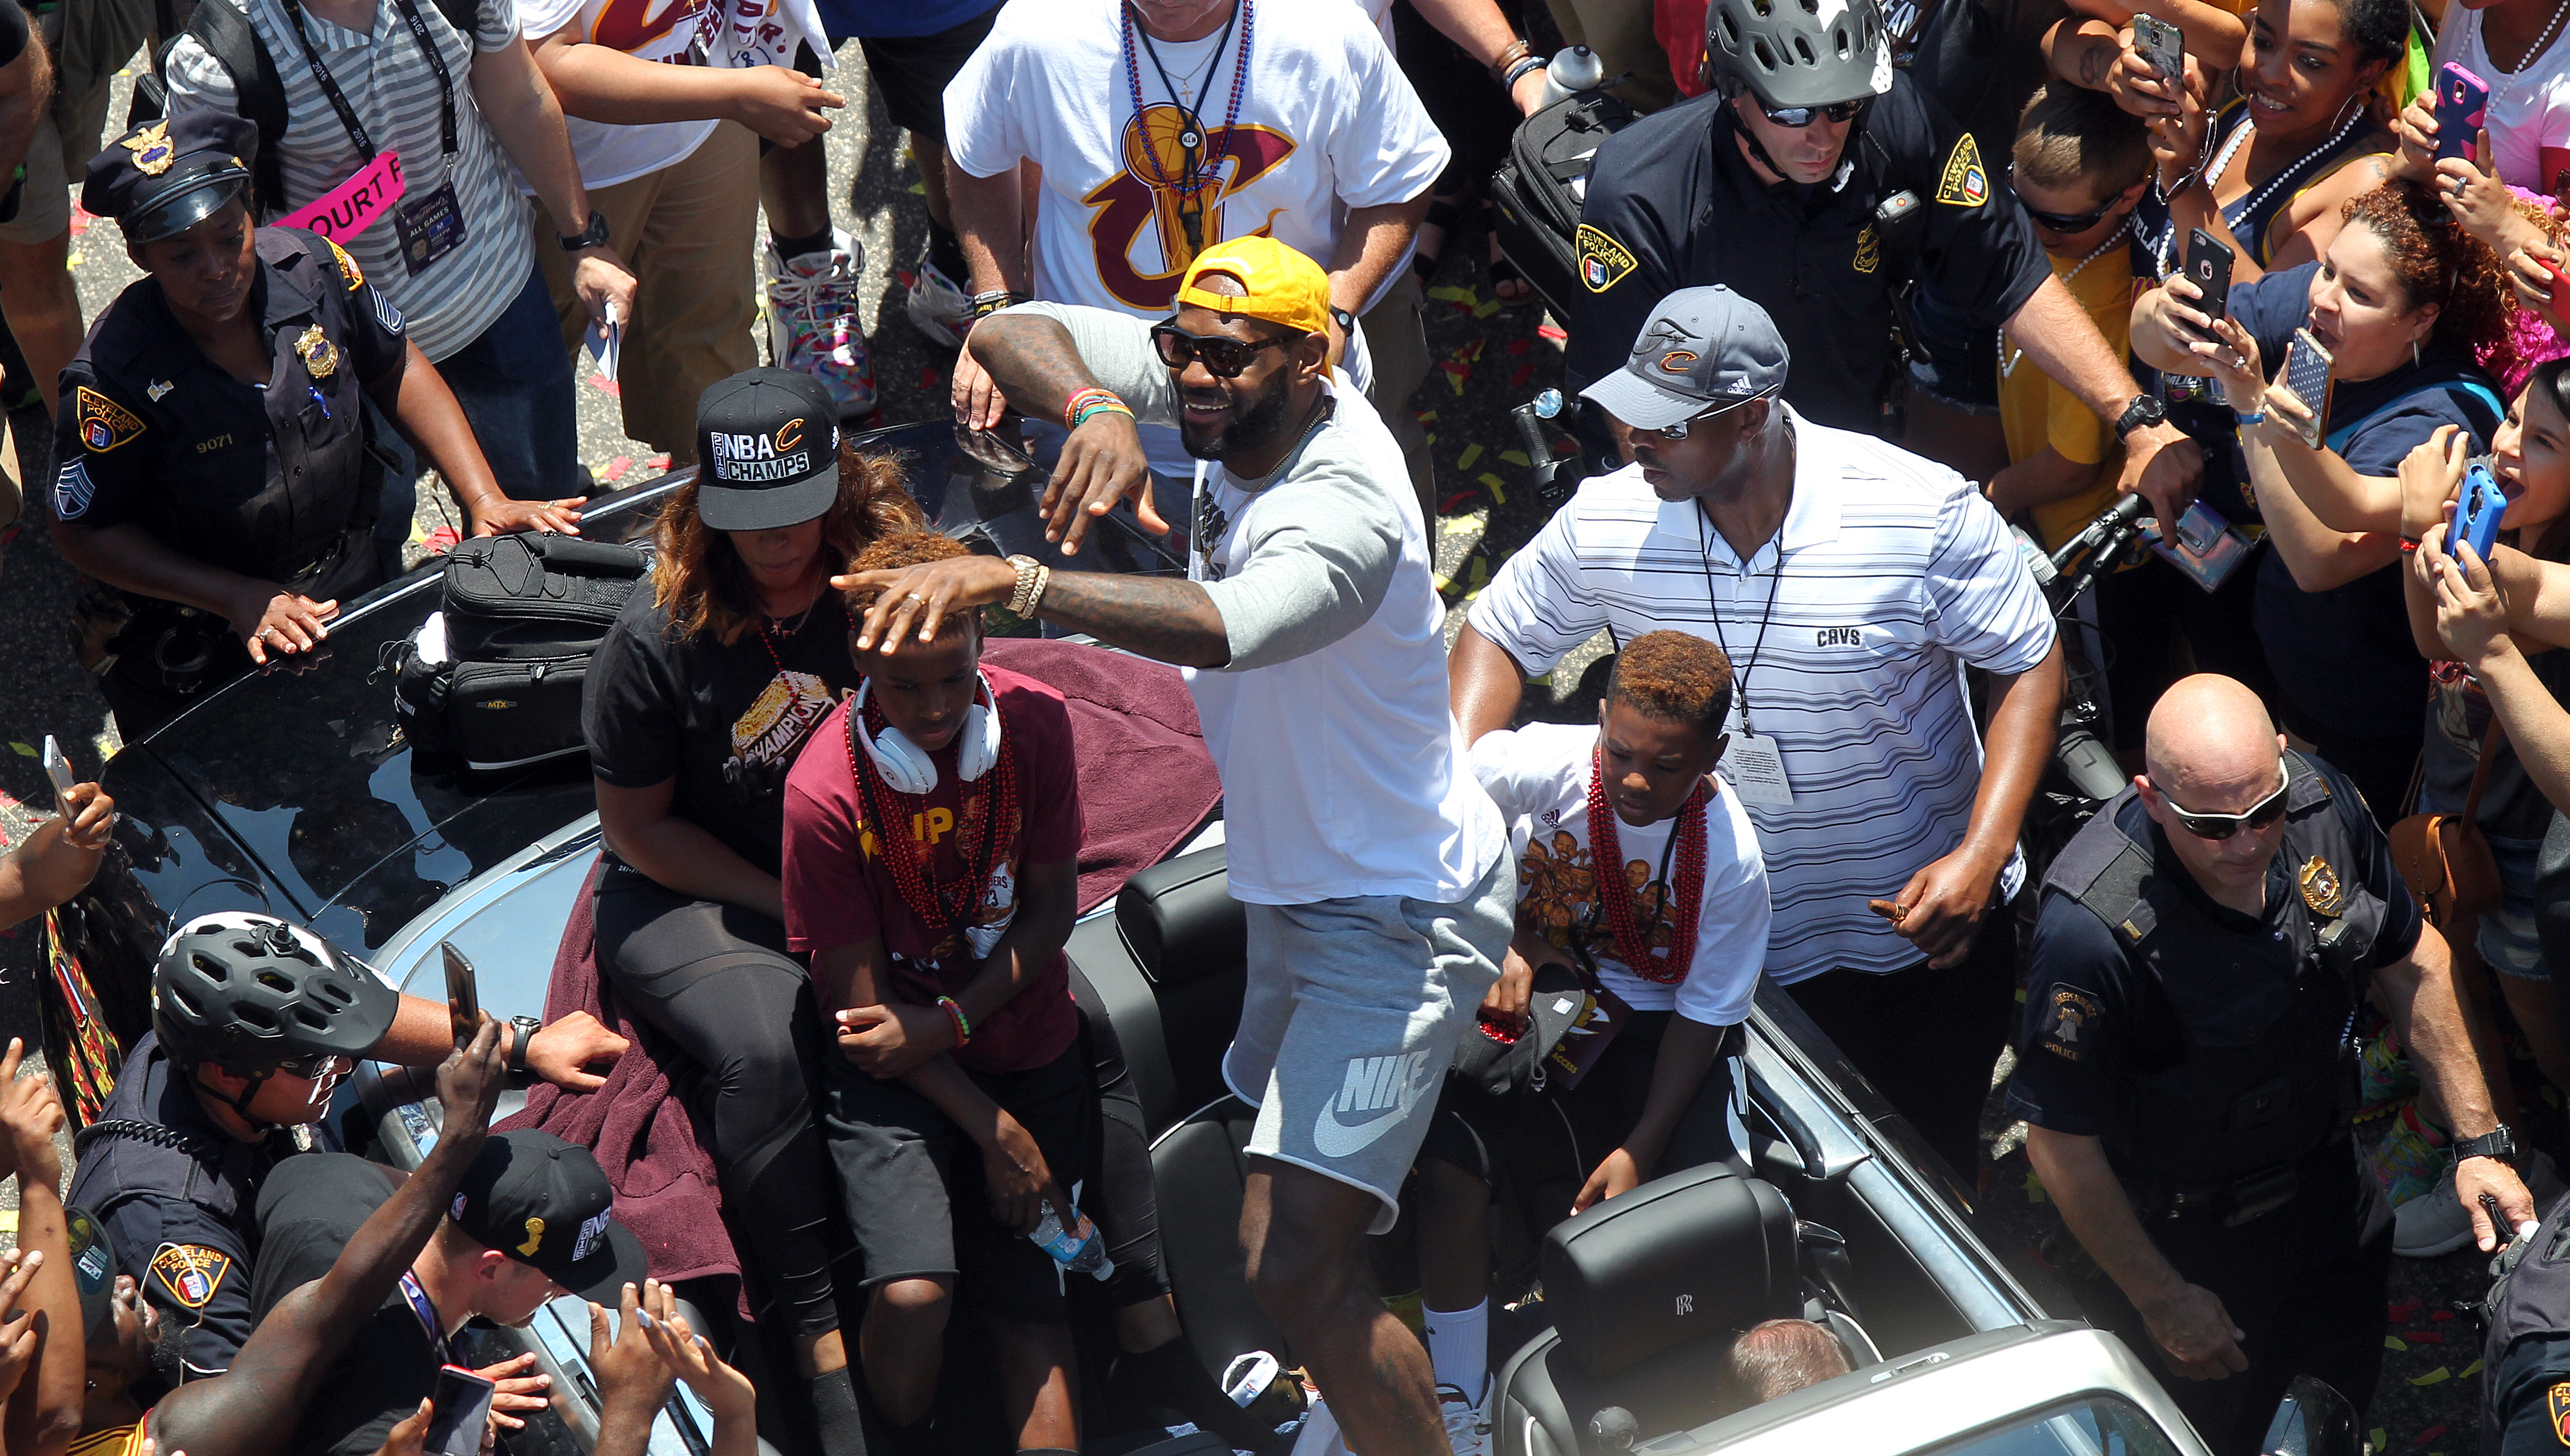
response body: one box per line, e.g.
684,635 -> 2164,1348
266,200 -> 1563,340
1706,0 -> 1893,112
152,912 -> 397,1076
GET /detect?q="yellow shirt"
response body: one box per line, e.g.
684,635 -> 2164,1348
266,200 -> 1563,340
2001,241 -> 2135,552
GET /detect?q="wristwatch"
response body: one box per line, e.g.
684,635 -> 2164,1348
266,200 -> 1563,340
2112,393 -> 2169,443
2456,1124 -> 2521,1166
1329,305 -> 1356,336
557,210 -> 611,252
507,1014 -> 541,1082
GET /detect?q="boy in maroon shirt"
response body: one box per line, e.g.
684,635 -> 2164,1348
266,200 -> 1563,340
780,529 -> 1087,1455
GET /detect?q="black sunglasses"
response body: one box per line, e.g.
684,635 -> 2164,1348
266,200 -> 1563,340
2007,163 -> 2117,233
1760,98 -> 1868,128
1151,321 -> 1299,379
2161,762 -> 2291,840
271,1052 -> 350,1080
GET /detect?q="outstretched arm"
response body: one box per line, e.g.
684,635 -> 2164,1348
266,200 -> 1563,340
150,1020 -> 509,1456
836,553 -> 1228,669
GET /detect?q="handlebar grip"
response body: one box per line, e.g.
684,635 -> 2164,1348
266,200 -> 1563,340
2056,725 -> 2127,806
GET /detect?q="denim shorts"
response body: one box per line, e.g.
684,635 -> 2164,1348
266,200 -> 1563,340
2480,832 -> 2549,982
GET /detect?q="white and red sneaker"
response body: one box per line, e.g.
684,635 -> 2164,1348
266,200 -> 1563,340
763,228 -> 876,420
906,239 -> 974,352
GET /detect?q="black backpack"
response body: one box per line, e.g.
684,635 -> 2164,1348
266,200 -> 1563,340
128,0 -> 480,218
1487,89 -> 1637,321
391,533 -> 649,772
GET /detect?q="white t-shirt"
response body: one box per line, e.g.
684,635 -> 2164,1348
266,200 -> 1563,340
943,0 -> 1447,320
1471,723 -> 1769,1026
518,0 -> 829,187
2433,6 -> 2570,194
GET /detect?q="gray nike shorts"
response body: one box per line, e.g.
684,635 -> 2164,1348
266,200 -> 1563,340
1221,849 -> 1514,1233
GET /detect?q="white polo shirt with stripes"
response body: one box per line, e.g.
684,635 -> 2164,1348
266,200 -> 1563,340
1468,407 -> 2057,984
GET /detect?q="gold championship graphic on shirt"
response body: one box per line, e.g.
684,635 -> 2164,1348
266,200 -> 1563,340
1935,134 -> 1990,207
77,387 -> 144,453
728,670 -> 835,774
1576,224 -> 1637,293
149,1243 -> 231,1309
1085,104 -> 1297,310
1518,830 -> 1676,962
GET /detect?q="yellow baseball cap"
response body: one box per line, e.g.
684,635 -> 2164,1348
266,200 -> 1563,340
1176,236 -> 1331,336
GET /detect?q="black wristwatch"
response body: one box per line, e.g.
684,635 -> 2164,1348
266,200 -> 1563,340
557,210 -> 611,252
2457,1124 -> 2521,1166
2113,392 -> 2168,442
1329,305 -> 1356,335
507,1015 -> 541,1083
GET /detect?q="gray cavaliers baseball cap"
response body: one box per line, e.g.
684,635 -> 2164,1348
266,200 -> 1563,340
1581,285 -> 1790,431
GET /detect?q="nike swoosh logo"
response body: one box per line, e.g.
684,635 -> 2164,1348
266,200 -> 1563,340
1313,1100 -> 1410,1158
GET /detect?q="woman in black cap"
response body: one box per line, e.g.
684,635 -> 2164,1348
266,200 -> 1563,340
48,111 -> 581,738
580,367 -> 918,1456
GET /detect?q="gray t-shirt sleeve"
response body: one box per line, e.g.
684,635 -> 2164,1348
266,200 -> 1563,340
1202,439 -> 1400,671
1003,302 -> 1182,426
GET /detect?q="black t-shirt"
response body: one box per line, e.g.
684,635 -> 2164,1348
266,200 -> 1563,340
250,1155 -> 441,1456
2005,757 -> 2424,1138
2217,263 -> 2505,741
0,4 -> 27,72
1567,73 -> 2053,432
1905,0 -> 2069,172
581,588 -> 864,878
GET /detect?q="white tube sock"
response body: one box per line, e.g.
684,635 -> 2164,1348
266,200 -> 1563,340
1422,1298 -> 1489,1401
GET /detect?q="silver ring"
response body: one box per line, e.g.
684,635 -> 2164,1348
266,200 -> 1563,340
908,592 -> 929,605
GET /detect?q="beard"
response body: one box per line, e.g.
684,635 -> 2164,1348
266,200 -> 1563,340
1179,372 -> 1296,462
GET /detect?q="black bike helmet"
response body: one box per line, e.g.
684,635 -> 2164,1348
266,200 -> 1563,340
1706,0 -> 1893,112
152,912 -> 397,1076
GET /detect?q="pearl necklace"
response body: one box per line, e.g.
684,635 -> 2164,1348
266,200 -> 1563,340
1999,219 -> 2131,379
2153,99 -> 2370,279
2495,0 -> 2570,78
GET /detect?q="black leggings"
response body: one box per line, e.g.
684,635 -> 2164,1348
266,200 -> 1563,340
592,868 -> 840,1337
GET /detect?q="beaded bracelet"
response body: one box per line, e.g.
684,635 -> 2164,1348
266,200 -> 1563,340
1064,387 -> 1131,432
1501,54 -> 1547,91
937,995 -> 973,1048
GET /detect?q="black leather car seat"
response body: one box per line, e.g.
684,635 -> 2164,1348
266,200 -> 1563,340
1114,846 -> 1248,1132
1493,1165 -> 1802,1456
1148,1095 -> 1294,1378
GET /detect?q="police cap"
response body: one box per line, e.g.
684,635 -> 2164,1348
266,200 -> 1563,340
83,112 -> 258,244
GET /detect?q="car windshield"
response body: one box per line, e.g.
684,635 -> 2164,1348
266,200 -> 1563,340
1926,1397 -> 2183,1456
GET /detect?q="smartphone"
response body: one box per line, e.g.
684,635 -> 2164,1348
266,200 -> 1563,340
2437,62 -> 2491,164
39,735 -> 74,814
2283,328 -> 2336,449
2146,500 -> 2254,592
2452,458 -> 2507,561
2130,13 -> 2185,81
2185,228 -> 2235,322
420,1365 -> 496,1456
440,942 -> 480,1051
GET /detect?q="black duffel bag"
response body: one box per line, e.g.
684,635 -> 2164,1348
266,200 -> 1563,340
1487,88 -> 1636,321
391,532 -> 649,771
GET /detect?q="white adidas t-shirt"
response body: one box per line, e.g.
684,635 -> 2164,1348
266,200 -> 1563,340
519,0 -> 830,188
943,0 -> 1446,320
2434,6 -> 2570,194
1472,723 -> 1769,1027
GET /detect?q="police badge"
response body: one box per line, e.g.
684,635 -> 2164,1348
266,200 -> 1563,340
122,122 -> 176,176
2298,855 -> 2346,916
295,324 -> 339,380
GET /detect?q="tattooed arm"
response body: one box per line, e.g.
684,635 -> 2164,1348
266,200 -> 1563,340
837,553 -> 1232,669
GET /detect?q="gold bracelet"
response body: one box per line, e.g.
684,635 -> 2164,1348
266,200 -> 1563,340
1489,36 -> 1532,81
1006,554 -> 1042,616
1027,562 -> 1051,615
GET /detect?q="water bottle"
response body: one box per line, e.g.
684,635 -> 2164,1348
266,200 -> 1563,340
1029,1204 -> 1115,1280
1537,45 -> 1606,108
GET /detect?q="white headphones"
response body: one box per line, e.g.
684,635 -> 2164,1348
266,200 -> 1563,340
851,672 -> 1002,795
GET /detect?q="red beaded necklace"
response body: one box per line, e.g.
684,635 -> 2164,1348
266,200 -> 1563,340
844,687 -> 1020,956
1584,747 -> 1710,985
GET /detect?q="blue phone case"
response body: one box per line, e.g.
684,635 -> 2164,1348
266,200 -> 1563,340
2452,462 -> 2505,561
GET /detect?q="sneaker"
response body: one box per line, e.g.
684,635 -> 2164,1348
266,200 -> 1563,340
2395,1157 -> 2476,1257
1436,1382 -> 1489,1456
763,228 -> 876,420
2355,1028 -> 2418,1114
2372,1103 -> 2446,1207
906,240 -> 973,351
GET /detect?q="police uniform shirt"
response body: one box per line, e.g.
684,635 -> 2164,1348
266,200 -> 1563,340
2488,1326 -> 2570,1453
49,226 -> 407,592
1564,75 -> 2053,433
252,1155 -> 445,1456
2004,759 -> 2422,1140
63,1031 -> 336,1382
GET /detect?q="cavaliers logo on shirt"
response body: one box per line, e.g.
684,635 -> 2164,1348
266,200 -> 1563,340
149,1243 -> 231,1309
728,670 -> 834,775
76,387 -> 144,453
1083,104 -> 1296,309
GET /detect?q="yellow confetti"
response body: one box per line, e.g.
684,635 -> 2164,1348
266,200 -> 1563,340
2410,1366 -> 2451,1386
65,254 -> 80,269
1456,443 -> 1483,471
1463,588 -> 1481,602
1439,514 -> 1481,537
1416,410 -> 1439,424
1473,300 -> 1505,318
1477,471 -> 1508,505
0,1209 -> 13,1232
1426,285 -> 1478,305
1469,557 -> 1489,588
2369,1431 -> 2386,1452
1424,434 -> 1437,447
906,182 -> 925,195
7,743 -> 34,758
1431,573 -> 1453,594
2462,1359 -> 2484,1377
2384,1336 -> 2407,1352
1499,449 -> 1532,466
2024,1166 -> 2047,1203
1446,371 -> 1467,395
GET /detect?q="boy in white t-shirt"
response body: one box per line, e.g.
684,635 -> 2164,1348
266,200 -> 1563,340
1414,631 -> 1769,1450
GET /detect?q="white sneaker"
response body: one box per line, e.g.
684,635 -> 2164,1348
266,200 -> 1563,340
762,228 -> 876,420
1437,1382 -> 1489,1456
2394,1157 -> 2475,1258
906,240 -> 973,351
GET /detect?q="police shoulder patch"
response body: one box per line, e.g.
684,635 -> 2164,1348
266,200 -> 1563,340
372,287 -> 404,336
76,387 -> 144,454
148,1243 -> 231,1309
2042,987 -> 2101,1061
53,459 -> 95,520
1575,223 -> 1639,293
325,237 -> 364,289
2547,1381 -> 2570,1445
1935,133 -> 1990,208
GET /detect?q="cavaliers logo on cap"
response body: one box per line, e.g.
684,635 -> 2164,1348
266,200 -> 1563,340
122,122 -> 176,177
1657,351 -> 1699,374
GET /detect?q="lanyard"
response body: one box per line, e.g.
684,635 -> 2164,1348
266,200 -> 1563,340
398,1270 -> 452,1364
1119,0 -> 1252,255
1697,510 -> 1785,737
277,0 -> 460,166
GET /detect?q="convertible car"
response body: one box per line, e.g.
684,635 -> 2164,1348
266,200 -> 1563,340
31,423 -> 2355,1456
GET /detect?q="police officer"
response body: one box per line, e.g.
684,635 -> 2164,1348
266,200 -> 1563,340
2007,674 -> 2533,1455
1563,0 -> 2199,522
2476,1184 -> 2570,1452
46,111 -> 582,740
66,911 -> 626,1389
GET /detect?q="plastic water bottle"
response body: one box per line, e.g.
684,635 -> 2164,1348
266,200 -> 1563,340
1537,45 -> 1606,108
1029,1205 -> 1115,1280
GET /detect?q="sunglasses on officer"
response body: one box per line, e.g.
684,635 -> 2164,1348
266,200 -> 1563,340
1758,98 -> 1868,128
1151,322 -> 1303,379
2006,163 -> 2118,233
2157,760 -> 2291,840
270,1052 -> 351,1082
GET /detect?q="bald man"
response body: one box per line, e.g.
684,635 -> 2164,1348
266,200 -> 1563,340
2004,674 -> 2532,1455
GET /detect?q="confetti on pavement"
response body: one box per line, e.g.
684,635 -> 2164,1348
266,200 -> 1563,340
598,456 -> 633,483
589,373 -> 621,398
1456,443 -> 1483,471
2409,1367 -> 2450,1387
2386,1336 -> 2408,1352
6,743 -> 31,758
1478,472 -> 1508,505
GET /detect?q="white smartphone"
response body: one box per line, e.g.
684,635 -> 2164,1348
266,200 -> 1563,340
41,735 -> 75,814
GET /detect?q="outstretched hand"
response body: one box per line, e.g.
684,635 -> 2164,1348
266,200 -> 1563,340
590,1282 -> 678,1417
633,1281 -> 755,1426
523,1011 -> 629,1093
836,554 -> 1021,652
0,1249 -> 41,1403
436,1014 -> 508,1137
0,1037 -> 67,1194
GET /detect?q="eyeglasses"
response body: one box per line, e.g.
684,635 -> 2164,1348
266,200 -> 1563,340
2006,165 -> 2117,233
1643,392 -> 1769,441
2160,761 -> 2291,840
1151,321 -> 1298,379
1760,99 -> 1868,128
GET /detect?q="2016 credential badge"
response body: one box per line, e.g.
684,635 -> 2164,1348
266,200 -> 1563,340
1935,134 -> 1990,207
149,1243 -> 232,1309
1575,223 -> 1638,293
76,387 -> 144,453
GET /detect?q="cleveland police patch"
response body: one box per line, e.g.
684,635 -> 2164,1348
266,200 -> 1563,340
1575,223 -> 1638,293
53,460 -> 95,520
75,387 -> 144,453
2042,988 -> 2101,1061
149,1244 -> 231,1309
1935,134 -> 1990,207
2548,1381 -> 2570,1444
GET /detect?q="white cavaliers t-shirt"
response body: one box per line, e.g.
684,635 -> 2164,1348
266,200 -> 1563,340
519,0 -> 830,187
2434,6 -> 2570,194
1472,724 -> 1769,1027
944,0 -> 1447,320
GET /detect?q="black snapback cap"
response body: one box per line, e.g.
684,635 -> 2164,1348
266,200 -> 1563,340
694,368 -> 842,532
